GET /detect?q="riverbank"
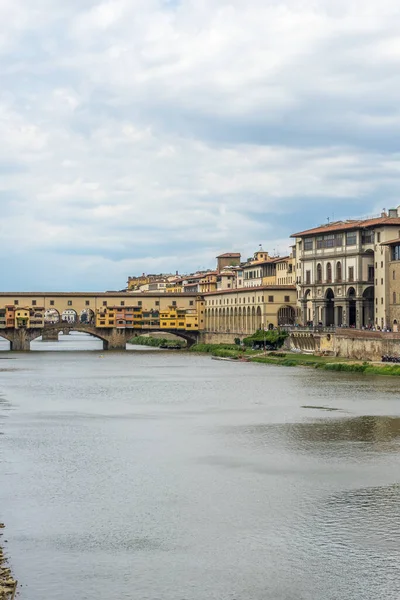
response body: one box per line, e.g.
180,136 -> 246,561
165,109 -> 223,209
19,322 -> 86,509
0,525 -> 17,599
189,343 -> 400,376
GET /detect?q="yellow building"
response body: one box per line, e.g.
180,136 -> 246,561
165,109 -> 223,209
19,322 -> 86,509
15,308 -> 30,328
204,286 -> 298,334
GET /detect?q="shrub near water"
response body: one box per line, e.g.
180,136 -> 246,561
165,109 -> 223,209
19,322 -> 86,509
129,336 -> 185,349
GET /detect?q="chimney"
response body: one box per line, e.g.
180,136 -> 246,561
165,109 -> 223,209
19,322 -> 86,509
388,208 -> 397,218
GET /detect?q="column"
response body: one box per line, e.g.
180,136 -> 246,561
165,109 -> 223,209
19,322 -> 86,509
342,301 -> 349,328
356,298 -> 363,329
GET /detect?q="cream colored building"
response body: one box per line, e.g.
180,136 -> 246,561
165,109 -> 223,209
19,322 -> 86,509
292,209 -> 400,328
204,286 -> 297,334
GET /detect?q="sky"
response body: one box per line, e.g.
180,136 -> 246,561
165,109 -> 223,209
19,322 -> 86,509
1,0 -> 400,291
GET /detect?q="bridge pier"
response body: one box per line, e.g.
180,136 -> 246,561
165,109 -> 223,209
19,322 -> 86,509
42,329 -> 59,341
9,330 -> 31,351
103,329 -> 129,351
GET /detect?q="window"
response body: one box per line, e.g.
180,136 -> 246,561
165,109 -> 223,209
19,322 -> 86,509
394,271 -> 396,280
348,266 -> 354,282
316,236 -> 323,249
68,301 -> 72,306
304,238 -> 313,251
268,296 -> 274,302
14,300 -> 19,305
391,245 -> 400,261
85,300 -> 90,306
121,301 -> 125,306
178,322 -> 184,326
393,292 -> 397,304
381,262 -> 383,268
32,300 -> 37,306
377,233 -> 381,243
284,295 -> 290,303
368,266 -> 374,282
335,234 -> 343,247
189,301 -> 194,306
305,270 -> 311,285
109,320 -> 114,325
362,230 -> 374,244
227,283 -> 231,288
325,234 -> 335,248
100,320 -> 105,325
346,231 -> 357,246
381,278 -> 383,285
316,263 -> 322,283
381,298 -> 383,305
172,301 -> 177,306
103,301 -> 107,306
155,301 -> 160,306
50,300 -> 55,306
326,263 -> 332,283
138,301 -> 142,306
336,262 -> 342,282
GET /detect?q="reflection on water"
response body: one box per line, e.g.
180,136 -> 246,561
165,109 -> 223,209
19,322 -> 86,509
0,347 -> 400,600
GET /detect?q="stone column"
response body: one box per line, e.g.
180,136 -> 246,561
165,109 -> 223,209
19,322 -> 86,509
301,300 -> 308,325
356,298 -> 363,329
341,301 -> 349,328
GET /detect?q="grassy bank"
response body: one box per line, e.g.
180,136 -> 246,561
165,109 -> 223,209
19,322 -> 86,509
128,335 -> 185,349
190,343 -> 400,376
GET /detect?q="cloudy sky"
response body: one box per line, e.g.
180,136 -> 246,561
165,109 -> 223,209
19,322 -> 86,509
1,0 -> 400,291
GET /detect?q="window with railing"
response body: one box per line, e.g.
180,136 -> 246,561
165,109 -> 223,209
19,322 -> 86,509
326,263 -> 332,283
336,262 -> 342,282
316,263 -> 322,283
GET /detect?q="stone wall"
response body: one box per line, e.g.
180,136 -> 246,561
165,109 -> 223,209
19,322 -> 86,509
333,330 -> 400,361
289,329 -> 400,361
199,332 -> 246,345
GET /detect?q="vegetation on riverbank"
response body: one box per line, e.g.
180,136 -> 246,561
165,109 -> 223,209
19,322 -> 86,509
190,343 -> 400,376
0,524 -> 17,599
128,335 -> 186,349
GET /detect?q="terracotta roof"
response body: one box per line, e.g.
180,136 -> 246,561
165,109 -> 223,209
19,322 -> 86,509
216,252 -> 241,258
381,238 -> 400,246
291,216 -> 400,238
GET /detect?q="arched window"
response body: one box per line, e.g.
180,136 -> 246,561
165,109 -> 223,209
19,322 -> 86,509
326,263 -> 332,283
336,262 -> 342,282
317,263 -> 322,283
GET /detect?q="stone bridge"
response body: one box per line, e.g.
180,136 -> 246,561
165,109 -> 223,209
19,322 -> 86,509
0,323 -> 200,351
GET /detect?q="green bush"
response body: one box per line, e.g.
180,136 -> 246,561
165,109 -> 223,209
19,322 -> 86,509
189,343 -> 238,353
129,336 -> 185,349
243,329 -> 288,349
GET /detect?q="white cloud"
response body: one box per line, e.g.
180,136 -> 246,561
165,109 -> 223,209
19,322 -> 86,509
1,0 -> 400,289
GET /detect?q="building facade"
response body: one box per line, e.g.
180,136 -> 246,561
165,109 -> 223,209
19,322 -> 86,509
204,286 -> 297,334
292,210 -> 400,328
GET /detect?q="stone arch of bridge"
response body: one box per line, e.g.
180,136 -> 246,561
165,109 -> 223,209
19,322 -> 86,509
32,324 -> 110,345
0,331 -> 12,344
130,328 -> 199,347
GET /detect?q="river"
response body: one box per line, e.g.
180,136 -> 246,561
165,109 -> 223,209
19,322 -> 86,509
0,332 -> 399,599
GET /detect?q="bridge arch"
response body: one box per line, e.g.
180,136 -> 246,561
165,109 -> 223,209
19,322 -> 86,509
30,324 -> 110,345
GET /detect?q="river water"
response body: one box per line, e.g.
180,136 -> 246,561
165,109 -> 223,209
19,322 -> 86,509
0,333 -> 400,600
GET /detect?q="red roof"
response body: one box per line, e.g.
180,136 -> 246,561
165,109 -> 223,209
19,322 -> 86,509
216,252 -> 241,258
291,216 -> 400,238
